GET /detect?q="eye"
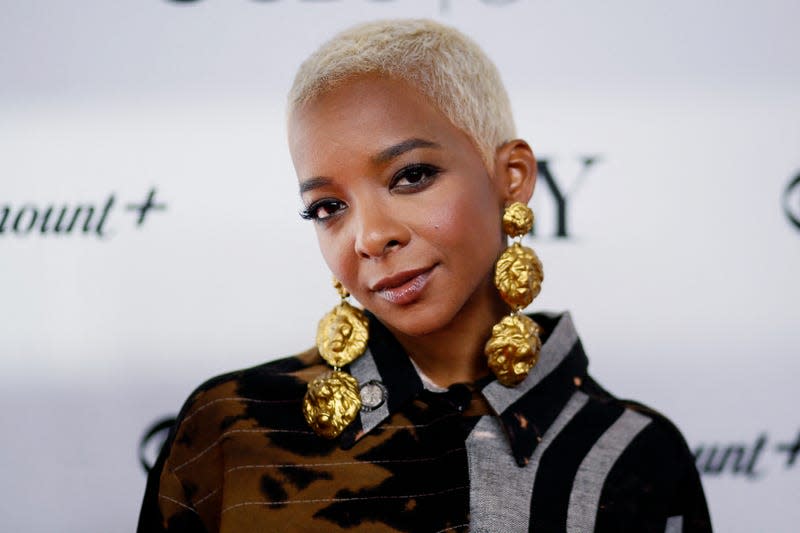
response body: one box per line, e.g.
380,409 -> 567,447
390,163 -> 441,191
300,198 -> 347,221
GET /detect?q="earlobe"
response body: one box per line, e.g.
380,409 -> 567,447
493,140 -> 537,205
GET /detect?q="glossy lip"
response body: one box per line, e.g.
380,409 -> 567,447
371,265 -> 436,305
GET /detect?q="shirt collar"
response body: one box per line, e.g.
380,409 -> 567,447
340,311 -> 589,467
340,313 -> 424,448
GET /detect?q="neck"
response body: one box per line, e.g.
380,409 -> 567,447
388,277 -> 510,388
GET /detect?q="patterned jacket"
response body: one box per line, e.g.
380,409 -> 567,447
138,312 -> 711,532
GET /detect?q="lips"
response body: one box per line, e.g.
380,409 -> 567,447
371,265 -> 436,305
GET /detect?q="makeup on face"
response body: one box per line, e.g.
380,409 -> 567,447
289,75 -> 506,338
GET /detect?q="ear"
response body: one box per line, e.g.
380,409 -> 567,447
493,139 -> 537,205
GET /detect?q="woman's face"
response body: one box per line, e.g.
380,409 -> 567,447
288,75 -> 508,338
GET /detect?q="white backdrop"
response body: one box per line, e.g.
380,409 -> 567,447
1,1 -> 798,531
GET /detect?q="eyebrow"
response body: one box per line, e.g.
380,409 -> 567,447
298,138 -> 441,194
299,176 -> 332,194
372,138 -> 440,165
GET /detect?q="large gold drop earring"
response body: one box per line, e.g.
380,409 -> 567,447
485,202 -> 545,386
303,279 -> 369,439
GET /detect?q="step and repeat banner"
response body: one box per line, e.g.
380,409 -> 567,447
1,1 -> 798,531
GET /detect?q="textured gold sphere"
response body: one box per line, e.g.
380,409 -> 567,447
303,370 -> 362,439
502,202 -> 533,238
316,301 -> 369,368
484,314 -> 542,387
494,243 -> 543,309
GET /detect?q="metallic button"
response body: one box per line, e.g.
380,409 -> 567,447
359,380 -> 387,412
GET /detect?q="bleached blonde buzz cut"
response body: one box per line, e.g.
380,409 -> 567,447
288,19 -> 516,169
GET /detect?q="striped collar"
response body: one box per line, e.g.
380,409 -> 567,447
342,311 -> 589,466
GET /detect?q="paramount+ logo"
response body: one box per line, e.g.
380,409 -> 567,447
0,188 -> 167,239
694,429 -> 800,480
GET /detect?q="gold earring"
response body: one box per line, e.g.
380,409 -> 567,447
484,202 -> 544,387
303,278 -> 369,438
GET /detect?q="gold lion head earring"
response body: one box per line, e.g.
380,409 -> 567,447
303,278 -> 369,438
485,202 -> 544,386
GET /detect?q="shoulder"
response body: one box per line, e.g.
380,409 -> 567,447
173,346 -> 324,432
139,349 -> 330,529
152,347 -> 327,491
578,376 -> 700,493
577,379 -> 711,529
581,376 -> 695,461
158,347 -> 326,472
620,399 -> 695,455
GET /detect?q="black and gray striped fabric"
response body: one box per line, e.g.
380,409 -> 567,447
139,312 -> 711,532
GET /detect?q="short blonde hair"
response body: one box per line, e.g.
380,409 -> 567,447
288,19 -> 516,169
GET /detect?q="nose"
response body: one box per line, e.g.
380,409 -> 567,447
353,201 -> 410,259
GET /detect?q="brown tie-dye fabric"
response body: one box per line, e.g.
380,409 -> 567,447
138,313 -> 711,532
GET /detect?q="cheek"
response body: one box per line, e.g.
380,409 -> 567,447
315,229 -> 343,274
427,184 -> 502,255
316,227 -> 358,287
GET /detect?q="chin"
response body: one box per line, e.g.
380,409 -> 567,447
371,300 -> 457,338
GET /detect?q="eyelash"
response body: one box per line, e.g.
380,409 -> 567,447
390,163 -> 442,190
299,198 -> 344,221
300,163 -> 442,222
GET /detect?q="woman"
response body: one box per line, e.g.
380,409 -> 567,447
139,19 -> 711,532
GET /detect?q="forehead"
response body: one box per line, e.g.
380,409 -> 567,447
287,75 -> 471,172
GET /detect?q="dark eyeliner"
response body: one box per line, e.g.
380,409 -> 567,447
390,163 -> 442,190
299,198 -> 346,221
